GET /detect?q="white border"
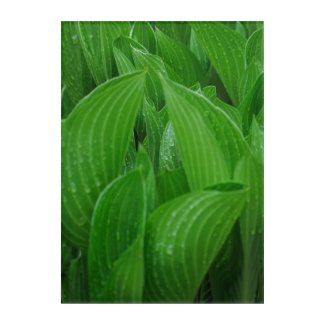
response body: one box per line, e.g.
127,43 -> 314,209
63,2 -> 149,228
1,0 -> 325,324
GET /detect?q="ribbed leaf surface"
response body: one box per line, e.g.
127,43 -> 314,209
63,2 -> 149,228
61,22 -> 94,107
77,22 -> 130,84
191,22 -> 246,105
144,186 -> 248,302
156,29 -> 204,86
88,170 -> 146,301
61,71 -> 146,248
162,77 -> 249,189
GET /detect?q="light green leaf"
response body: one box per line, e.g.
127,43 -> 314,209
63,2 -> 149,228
242,21 -> 264,38
191,22 -> 246,105
131,22 -> 157,53
143,99 -> 165,172
161,77 -> 249,189
201,85 -> 242,128
132,48 -> 168,109
113,46 -> 136,75
234,155 -> 263,302
77,22 -> 130,84
246,28 -> 264,66
88,170 -> 146,301
154,22 -> 191,45
135,145 -> 156,214
239,57 -> 263,101
240,73 -> 264,135
156,29 -> 205,87
156,168 -> 190,205
61,71 -> 146,248
144,185 -> 248,302
190,29 -> 210,72
249,117 -> 264,164
61,22 -> 94,106
159,121 -> 181,171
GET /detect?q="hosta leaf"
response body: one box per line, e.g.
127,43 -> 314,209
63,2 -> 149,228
209,223 -> 243,302
242,21 -> 264,38
135,145 -> 156,214
246,28 -> 264,66
61,86 -> 74,119
113,46 -> 136,75
77,22 -> 130,85
154,22 -> 191,45
144,185 -> 248,302
240,73 -> 264,135
132,48 -> 168,109
61,22 -> 94,106
156,29 -> 204,87
143,99 -> 165,172
162,77 -> 249,189
130,22 -> 157,53
201,86 -> 242,128
249,117 -> 264,164
156,168 -> 190,205
67,253 -> 89,302
113,36 -> 147,63
159,121 -> 181,171
191,22 -> 246,105
190,29 -> 210,72
88,170 -> 146,301
256,105 -> 264,130
239,57 -> 263,101
234,155 -> 263,302
122,142 -> 137,175
61,71 -> 146,248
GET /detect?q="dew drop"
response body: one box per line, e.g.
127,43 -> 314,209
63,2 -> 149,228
166,245 -> 173,255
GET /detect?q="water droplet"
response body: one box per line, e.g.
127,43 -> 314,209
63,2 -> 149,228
70,182 -> 77,193
166,245 -> 173,255
71,34 -> 78,45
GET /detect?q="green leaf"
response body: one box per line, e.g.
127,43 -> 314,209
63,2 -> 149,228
88,170 -> 146,302
256,105 -> 264,130
242,21 -> 264,38
113,46 -> 136,75
113,36 -> 147,64
67,252 -> 89,302
239,57 -> 263,101
132,48 -> 168,109
156,29 -> 205,87
143,99 -> 165,172
135,145 -> 157,214
161,77 -> 249,189
77,22 -> 130,85
61,22 -> 94,106
61,86 -> 74,119
159,121 -> 181,171
191,22 -> 246,105
246,28 -> 264,66
190,29 -> 210,72
240,73 -> 264,135
234,155 -> 263,302
131,22 -> 157,53
249,117 -> 264,164
201,85 -> 242,128
156,168 -> 190,205
61,71 -> 146,248
154,22 -> 191,45
144,185 -> 248,302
